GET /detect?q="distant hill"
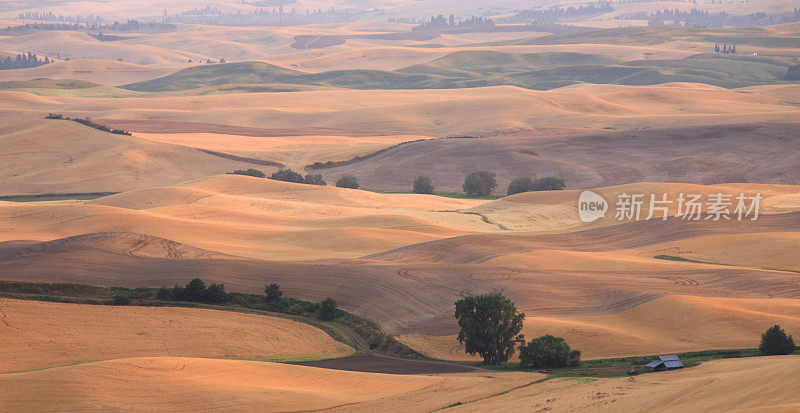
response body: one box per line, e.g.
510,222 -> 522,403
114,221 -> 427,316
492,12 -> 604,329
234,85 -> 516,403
314,122 -> 800,192
123,49 -> 797,93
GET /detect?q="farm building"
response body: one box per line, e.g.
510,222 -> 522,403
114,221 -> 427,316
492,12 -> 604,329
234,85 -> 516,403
644,355 -> 685,372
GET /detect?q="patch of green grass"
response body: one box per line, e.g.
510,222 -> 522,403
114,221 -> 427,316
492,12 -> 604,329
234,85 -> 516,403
478,348 -> 767,378
0,192 -> 116,202
653,255 -> 705,263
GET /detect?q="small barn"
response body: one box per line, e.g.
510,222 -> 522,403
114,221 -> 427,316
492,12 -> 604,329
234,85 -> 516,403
644,355 -> 684,372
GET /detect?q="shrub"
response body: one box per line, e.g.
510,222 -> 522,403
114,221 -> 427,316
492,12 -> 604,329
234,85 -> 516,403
182,278 -> 206,302
463,171 -> 497,196
304,174 -> 326,186
413,175 -> 434,194
787,64 -> 800,81
533,176 -> 565,191
264,283 -> 282,302
518,335 -> 581,369
317,297 -> 338,320
507,176 -> 534,195
336,175 -> 359,189
760,324 -> 795,355
454,292 -> 525,364
156,287 -> 172,300
270,169 -> 305,183
111,294 -> 130,305
230,168 -> 265,178
202,283 -> 228,304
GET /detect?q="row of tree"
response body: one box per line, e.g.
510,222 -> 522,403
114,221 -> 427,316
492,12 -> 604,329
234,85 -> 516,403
17,11 -> 103,23
506,2 -> 614,25
0,52 -> 52,70
412,15 -> 495,31
462,171 -> 566,196
631,8 -> 800,28
168,5 -> 350,25
229,168 -> 359,189
232,169 -> 565,196
714,43 -> 736,54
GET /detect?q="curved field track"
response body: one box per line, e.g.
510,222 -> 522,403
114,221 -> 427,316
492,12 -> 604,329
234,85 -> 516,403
318,122 -> 800,191
0,357 -> 539,412
0,298 -> 353,373
367,211 -> 800,264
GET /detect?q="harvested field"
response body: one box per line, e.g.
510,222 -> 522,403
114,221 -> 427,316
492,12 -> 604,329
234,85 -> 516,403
450,356 -> 800,412
318,122 -> 800,192
0,357 -> 539,412
0,298 -> 354,373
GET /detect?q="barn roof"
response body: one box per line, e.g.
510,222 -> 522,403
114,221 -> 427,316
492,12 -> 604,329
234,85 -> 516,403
659,355 -> 680,362
645,360 -> 663,368
664,360 -> 684,368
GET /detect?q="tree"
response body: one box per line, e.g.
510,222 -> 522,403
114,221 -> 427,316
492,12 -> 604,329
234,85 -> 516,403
454,293 -> 525,365
230,168 -> 265,178
507,176 -> 534,195
463,171 -> 497,196
270,169 -> 304,183
304,174 -> 326,185
533,176 -> 565,191
317,297 -> 338,320
202,283 -> 228,303
759,325 -> 795,355
786,64 -> 800,81
156,287 -> 172,300
111,294 -> 130,305
264,283 -> 282,302
336,175 -> 359,189
413,175 -> 434,194
182,278 -> 206,302
518,335 -> 581,368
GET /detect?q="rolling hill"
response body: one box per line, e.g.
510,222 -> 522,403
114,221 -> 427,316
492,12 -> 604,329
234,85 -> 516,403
0,298 -> 353,373
315,122 -> 800,192
0,119 -> 280,195
121,49 -> 798,93
0,176 -> 798,359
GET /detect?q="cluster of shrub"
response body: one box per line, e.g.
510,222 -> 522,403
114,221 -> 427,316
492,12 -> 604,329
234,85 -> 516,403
0,52 -> 52,70
45,114 -> 132,135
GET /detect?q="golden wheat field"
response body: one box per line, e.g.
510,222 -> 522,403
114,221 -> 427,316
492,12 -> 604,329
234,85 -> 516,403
1,0 -> 799,410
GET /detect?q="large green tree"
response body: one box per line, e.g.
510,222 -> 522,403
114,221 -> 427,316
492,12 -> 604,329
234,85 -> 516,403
413,175 -> 434,194
454,292 -> 525,364
760,325 -> 795,355
463,171 -> 497,196
518,335 -> 581,368
507,176 -> 534,195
